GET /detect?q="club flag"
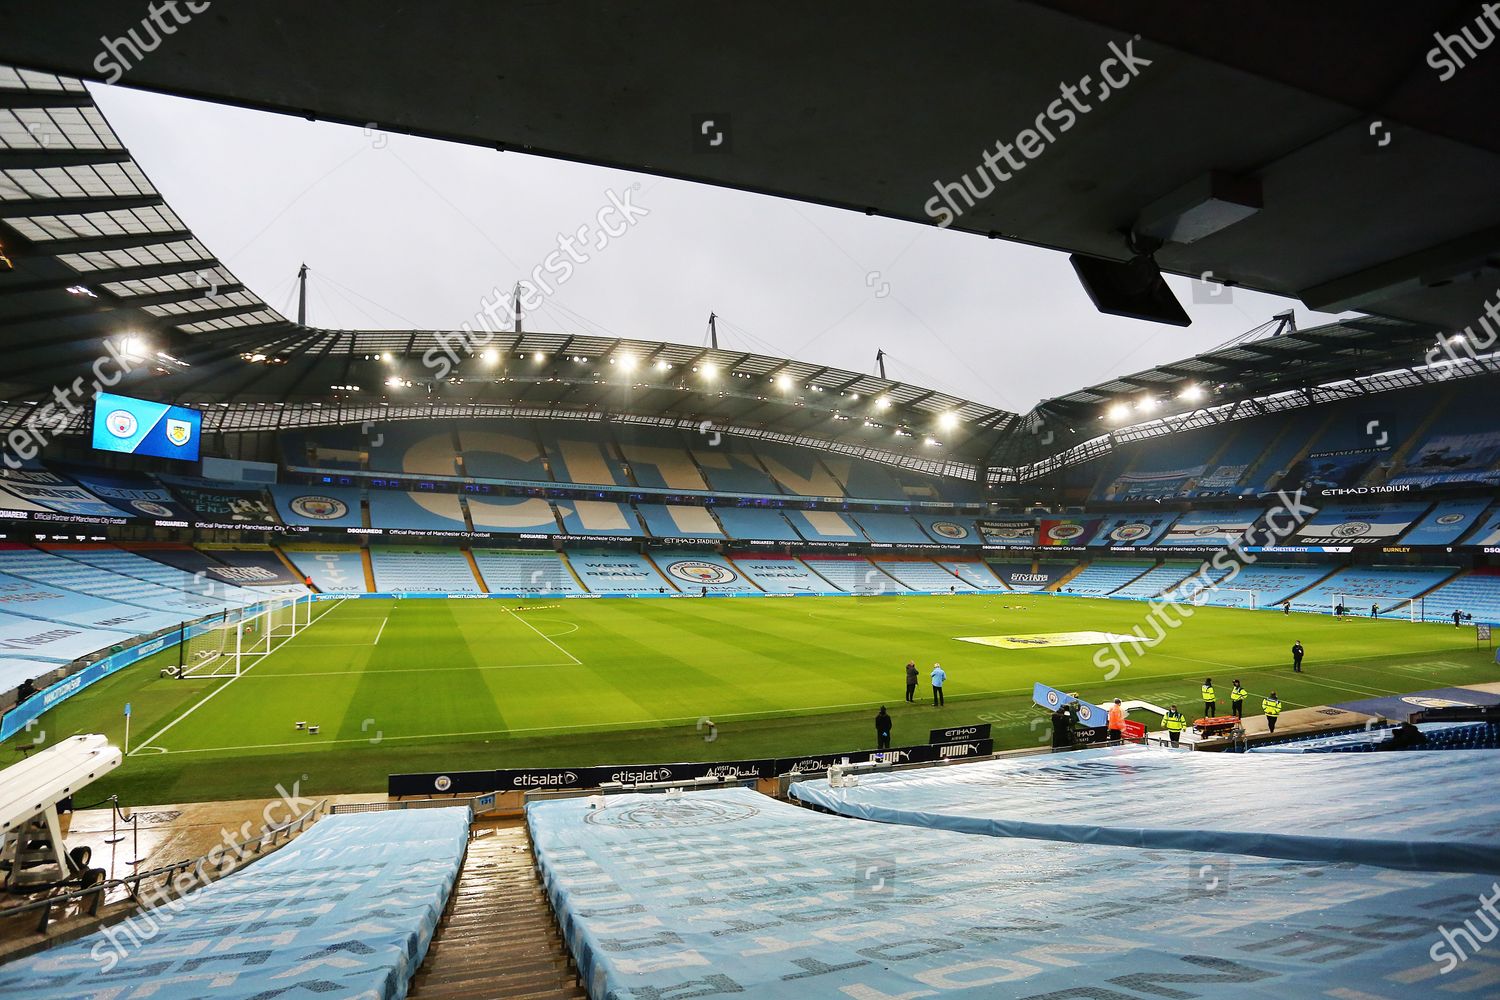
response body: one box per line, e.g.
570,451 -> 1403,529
1032,682 -> 1110,728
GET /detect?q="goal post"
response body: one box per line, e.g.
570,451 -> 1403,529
176,594 -> 314,679
1190,587 -> 1257,610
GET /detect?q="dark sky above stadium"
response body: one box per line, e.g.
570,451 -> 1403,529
93,84 -> 1353,414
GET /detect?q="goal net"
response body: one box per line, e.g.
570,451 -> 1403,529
177,596 -> 312,678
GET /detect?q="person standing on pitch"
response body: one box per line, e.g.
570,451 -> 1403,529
875,706 -> 892,750
1262,691 -> 1283,733
1230,679 -> 1247,719
1107,698 -> 1125,741
930,662 -> 946,707
1164,705 -> 1187,746
904,660 -> 918,703
1202,678 -> 1216,717
1454,609 -> 1464,628
1371,603 -> 1379,618
1292,640 -> 1304,673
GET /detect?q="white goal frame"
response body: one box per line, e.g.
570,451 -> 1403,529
178,595 -> 313,678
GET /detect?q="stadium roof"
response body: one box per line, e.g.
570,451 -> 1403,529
2,2 -> 1497,330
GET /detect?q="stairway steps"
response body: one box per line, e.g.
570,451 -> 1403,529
408,825 -> 578,1000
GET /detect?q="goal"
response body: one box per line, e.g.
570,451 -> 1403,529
177,595 -> 313,678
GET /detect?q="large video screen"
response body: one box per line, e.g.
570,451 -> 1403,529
91,391 -> 202,462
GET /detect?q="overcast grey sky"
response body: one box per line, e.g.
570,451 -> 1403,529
91,83 -> 1352,415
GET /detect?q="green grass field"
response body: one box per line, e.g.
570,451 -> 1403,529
22,594 -> 1497,805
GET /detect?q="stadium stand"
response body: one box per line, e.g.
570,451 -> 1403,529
731,555 -> 842,594
985,561 -> 1071,590
914,514 -> 982,545
471,549 -> 586,595
528,785 -> 1500,998
367,489 -> 470,532
539,423 -> 630,486
1401,497 -> 1494,545
820,453 -> 906,500
53,546 -> 263,605
1086,513 -> 1175,547
790,744 -> 1500,872
1092,426 -> 1222,501
691,446 -> 782,494
937,559 -> 1006,589
801,556 -> 907,593
753,443 -> 844,497
635,502 -> 725,539
370,548 -> 482,593
267,484 -> 364,529
617,429 -> 710,491
0,807 -> 470,1000
283,546 -> 369,593
782,508 -> 866,542
1248,720 -> 1500,753
1153,508 -> 1258,547
0,546 -> 236,617
364,421 -> 459,476
0,568 -> 181,635
1464,506 -> 1500,546
1187,425 -> 1263,497
1290,564 -> 1460,614
1288,501 -> 1431,547
0,612 -> 135,690
1109,560 -> 1196,599
457,421 -> 550,481
1390,383 -> 1500,488
650,552 -> 761,593
1171,562 -> 1332,608
465,495 -> 561,535
555,499 -> 645,537
850,511 -> 929,543
1056,561 -> 1152,596
157,474 -> 279,526
872,558 -> 972,592
709,505 -> 800,541
197,546 -> 313,596
1412,567 -> 1500,624
566,550 -> 671,594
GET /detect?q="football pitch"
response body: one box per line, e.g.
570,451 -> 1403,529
31,594 -> 1498,804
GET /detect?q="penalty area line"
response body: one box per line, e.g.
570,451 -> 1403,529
127,598 -> 344,757
505,606 -> 581,665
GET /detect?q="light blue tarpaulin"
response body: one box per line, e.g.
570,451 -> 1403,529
528,787 -> 1499,1000
0,808 -> 470,1000
790,744 -> 1500,873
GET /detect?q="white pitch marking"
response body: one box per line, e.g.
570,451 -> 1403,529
373,616 -> 388,645
504,607 -> 581,664
128,597 -> 346,756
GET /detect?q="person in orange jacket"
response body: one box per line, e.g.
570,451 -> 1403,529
1107,698 -> 1125,741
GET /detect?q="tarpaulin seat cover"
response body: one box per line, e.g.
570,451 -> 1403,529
527,786 -> 1497,999
790,744 -> 1500,873
0,808 -> 469,1000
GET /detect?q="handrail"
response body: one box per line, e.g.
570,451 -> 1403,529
0,797 -> 328,937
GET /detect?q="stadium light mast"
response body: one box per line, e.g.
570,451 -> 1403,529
513,281 -> 524,333
875,349 -> 887,380
707,312 -> 719,349
296,263 -> 308,325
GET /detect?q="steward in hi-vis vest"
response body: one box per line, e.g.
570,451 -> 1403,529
1230,681 -> 1247,719
1202,679 -> 1216,717
1263,693 -> 1283,734
1164,706 -> 1187,746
